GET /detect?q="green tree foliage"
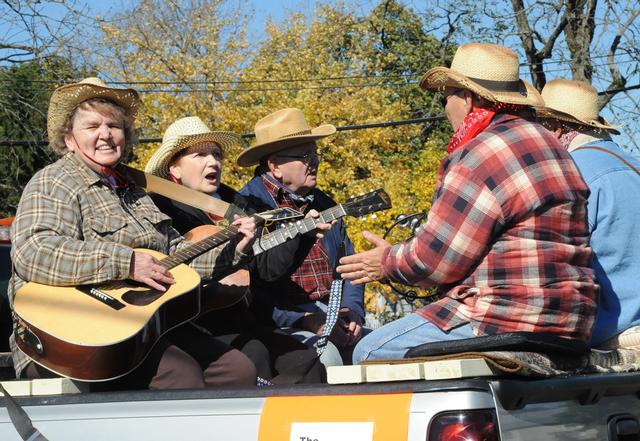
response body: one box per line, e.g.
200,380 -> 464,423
0,57 -> 80,216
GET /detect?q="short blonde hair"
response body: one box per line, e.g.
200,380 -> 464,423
49,98 -> 137,155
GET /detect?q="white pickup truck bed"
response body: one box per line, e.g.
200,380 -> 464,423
2,371 -> 640,440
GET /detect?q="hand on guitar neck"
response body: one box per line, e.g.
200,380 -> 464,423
304,209 -> 335,239
129,215 -> 257,292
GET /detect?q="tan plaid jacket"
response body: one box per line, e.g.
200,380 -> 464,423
8,153 -> 246,377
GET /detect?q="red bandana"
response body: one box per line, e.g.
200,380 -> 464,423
558,130 -> 580,149
446,102 -> 523,154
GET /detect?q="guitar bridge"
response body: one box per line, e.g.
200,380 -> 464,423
78,286 -> 126,310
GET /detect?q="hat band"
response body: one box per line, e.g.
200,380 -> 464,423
279,129 -> 312,139
467,77 -> 527,95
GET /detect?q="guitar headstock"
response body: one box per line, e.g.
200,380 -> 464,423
343,189 -> 392,218
255,207 -> 303,223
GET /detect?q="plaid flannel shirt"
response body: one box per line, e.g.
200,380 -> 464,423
382,113 -> 598,342
262,177 -> 333,301
9,153 -> 247,377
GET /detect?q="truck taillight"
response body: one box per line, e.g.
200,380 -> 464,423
0,217 -> 13,243
428,410 -> 499,441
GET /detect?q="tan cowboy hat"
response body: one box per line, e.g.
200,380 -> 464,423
145,116 -> 241,179
536,79 -> 620,134
47,77 -> 140,142
236,108 -> 336,167
420,42 -> 538,106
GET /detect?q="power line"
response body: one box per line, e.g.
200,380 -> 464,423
0,53 -> 636,88
0,73 -> 421,85
2,87 -> 639,148
600,84 -> 640,95
3,73 -> 638,96
0,81 -> 422,94
0,115 -> 448,147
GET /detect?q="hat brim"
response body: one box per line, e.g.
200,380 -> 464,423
236,124 -> 336,167
47,83 -> 139,142
535,105 -> 621,135
145,131 -> 241,178
420,66 -> 535,106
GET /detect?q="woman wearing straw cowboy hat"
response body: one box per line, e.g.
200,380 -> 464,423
237,108 -> 366,367
9,78 -> 259,389
536,78 -> 640,351
337,42 -> 598,363
145,115 -> 329,383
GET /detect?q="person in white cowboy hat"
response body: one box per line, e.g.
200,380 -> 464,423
237,108 -> 366,367
337,42 -> 598,363
145,116 -> 330,383
536,78 -> 640,350
9,78 -> 259,389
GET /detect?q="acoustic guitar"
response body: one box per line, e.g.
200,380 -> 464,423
11,207 -> 301,381
196,188 -> 393,313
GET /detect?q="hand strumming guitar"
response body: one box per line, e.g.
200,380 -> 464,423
129,251 -> 176,292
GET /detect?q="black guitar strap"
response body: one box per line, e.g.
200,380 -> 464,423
0,383 -> 49,441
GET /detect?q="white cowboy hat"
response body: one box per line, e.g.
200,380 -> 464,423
145,116 -> 240,178
47,77 -> 139,142
420,42 -> 540,106
236,108 -> 336,167
536,79 -> 620,134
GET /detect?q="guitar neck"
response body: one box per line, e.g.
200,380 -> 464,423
252,204 -> 347,255
161,225 -> 239,269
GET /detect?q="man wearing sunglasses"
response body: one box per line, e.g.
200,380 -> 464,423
237,108 -> 366,367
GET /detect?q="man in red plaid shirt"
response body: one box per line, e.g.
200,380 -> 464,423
338,42 -> 598,363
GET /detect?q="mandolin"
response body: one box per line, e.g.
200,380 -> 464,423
197,189 -> 392,313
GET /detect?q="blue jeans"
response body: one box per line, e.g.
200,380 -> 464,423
352,313 -> 475,364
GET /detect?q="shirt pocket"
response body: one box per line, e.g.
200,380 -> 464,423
87,215 -> 128,238
140,209 -> 173,231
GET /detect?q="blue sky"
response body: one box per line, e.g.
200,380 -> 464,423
85,0 -> 379,38
2,0 -> 637,153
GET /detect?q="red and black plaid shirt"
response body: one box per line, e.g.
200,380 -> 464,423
262,176 -> 333,301
382,113 -> 598,342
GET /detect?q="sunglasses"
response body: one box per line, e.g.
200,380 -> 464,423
439,88 -> 464,108
276,152 -> 323,165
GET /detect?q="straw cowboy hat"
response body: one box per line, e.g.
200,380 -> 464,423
236,108 -> 336,167
145,116 -> 241,179
47,77 -> 140,142
420,42 -> 539,106
536,79 -> 620,134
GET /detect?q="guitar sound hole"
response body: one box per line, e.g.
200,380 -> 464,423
121,287 -> 165,306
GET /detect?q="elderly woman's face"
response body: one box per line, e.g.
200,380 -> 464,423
169,143 -> 223,194
64,107 -> 126,173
